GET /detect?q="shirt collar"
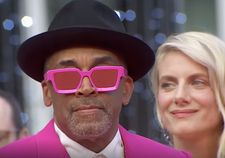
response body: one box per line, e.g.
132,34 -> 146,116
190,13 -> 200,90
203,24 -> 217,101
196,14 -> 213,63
54,123 -> 124,158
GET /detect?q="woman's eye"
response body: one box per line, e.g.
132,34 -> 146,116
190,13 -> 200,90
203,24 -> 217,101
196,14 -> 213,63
159,82 -> 176,91
192,79 -> 208,88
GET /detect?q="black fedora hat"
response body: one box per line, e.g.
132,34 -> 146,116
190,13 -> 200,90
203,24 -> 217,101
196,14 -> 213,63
17,0 -> 155,82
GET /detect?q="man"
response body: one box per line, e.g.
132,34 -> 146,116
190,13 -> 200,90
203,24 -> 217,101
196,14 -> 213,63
0,0 -> 191,157
0,90 -> 29,147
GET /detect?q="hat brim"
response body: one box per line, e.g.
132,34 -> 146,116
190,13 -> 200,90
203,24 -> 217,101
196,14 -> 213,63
17,27 -> 155,82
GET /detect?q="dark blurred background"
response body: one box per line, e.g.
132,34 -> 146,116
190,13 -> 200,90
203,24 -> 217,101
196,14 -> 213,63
0,0 -> 220,144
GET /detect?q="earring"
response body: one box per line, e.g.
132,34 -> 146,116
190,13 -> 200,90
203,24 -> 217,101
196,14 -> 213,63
162,128 -> 172,145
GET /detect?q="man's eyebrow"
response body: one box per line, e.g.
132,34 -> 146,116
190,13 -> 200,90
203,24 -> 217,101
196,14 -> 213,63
58,60 -> 78,67
57,56 -> 122,68
91,56 -> 122,67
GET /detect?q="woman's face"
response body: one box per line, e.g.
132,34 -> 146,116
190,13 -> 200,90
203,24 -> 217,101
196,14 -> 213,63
157,51 -> 222,139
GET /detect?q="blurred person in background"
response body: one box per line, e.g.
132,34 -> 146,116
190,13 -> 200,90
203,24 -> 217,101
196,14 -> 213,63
0,0 -> 192,158
0,89 -> 29,147
150,31 -> 225,158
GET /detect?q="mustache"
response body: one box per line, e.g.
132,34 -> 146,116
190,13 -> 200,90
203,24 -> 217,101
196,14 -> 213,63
70,97 -> 106,110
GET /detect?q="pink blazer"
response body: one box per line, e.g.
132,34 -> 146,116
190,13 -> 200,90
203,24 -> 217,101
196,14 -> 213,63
0,119 -> 191,158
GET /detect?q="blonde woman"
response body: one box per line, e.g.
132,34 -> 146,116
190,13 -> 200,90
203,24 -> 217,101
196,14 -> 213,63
150,31 -> 225,158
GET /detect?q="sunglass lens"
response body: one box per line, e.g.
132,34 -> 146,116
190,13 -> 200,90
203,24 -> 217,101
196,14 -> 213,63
91,69 -> 118,88
53,71 -> 81,90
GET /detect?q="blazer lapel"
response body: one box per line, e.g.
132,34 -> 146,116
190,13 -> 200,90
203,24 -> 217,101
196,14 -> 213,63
36,119 -> 70,158
119,125 -> 149,158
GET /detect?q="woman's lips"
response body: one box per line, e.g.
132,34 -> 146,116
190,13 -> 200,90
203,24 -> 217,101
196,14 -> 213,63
170,109 -> 198,118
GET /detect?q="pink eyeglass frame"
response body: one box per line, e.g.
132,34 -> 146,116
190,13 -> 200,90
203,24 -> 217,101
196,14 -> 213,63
44,66 -> 127,94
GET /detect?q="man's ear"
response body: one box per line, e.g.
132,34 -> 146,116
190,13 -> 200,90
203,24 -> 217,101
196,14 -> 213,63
41,81 -> 52,107
122,76 -> 134,107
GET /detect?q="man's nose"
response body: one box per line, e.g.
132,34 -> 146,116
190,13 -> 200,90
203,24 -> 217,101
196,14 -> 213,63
75,76 -> 97,96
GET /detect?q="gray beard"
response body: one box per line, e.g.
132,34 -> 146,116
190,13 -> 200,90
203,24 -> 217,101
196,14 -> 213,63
68,111 -> 113,138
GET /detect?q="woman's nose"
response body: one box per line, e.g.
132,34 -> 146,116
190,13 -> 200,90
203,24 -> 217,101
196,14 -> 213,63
174,85 -> 191,105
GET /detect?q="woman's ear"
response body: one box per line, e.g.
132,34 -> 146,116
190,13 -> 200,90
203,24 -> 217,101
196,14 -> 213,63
18,127 -> 30,139
41,81 -> 52,107
122,76 -> 134,107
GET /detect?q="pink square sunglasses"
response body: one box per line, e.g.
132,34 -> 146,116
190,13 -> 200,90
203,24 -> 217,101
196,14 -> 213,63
44,66 -> 127,94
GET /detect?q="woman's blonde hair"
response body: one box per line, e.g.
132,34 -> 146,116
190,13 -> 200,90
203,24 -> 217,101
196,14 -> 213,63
150,31 -> 225,158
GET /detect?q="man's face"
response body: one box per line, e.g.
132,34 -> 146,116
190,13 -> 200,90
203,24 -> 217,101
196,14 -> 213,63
0,97 -> 17,147
42,47 -> 133,142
